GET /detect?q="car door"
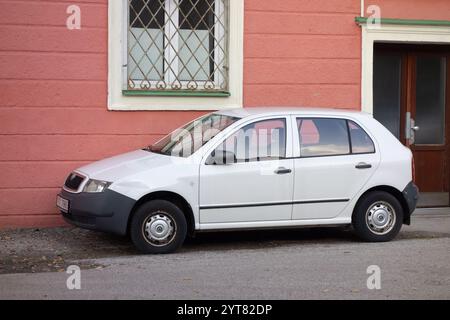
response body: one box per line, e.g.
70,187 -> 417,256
292,116 -> 380,220
199,116 -> 294,224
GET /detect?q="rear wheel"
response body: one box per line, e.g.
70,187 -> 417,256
352,191 -> 403,242
130,200 -> 187,254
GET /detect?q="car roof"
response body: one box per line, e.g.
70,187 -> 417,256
215,107 -> 370,119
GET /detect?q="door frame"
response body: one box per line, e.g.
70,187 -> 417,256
360,22 -> 450,204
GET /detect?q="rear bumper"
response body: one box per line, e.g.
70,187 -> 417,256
57,189 -> 136,235
402,181 -> 419,224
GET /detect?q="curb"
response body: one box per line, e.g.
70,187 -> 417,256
414,207 -> 450,216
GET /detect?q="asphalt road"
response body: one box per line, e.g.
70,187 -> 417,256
0,208 -> 449,299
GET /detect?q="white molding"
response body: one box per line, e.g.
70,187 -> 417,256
361,24 -> 450,115
108,0 -> 244,111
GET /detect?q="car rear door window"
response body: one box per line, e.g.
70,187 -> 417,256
297,118 -> 350,157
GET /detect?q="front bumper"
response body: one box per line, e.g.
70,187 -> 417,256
402,181 -> 419,225
57,189 -> 136,235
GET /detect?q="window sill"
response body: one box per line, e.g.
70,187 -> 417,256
122,90 -> 231,97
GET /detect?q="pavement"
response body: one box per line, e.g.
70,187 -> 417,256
0,208 -> 449,300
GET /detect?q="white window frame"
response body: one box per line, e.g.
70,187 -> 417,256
360,22 -> 450,115
108,0 -> 243,111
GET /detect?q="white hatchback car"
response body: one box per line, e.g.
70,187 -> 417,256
57,108 -> 419,253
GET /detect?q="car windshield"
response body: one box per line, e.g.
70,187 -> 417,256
147,113 -> 241,157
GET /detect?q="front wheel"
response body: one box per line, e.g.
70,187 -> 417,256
352,191 -> 403,242
130,200 -> 187,254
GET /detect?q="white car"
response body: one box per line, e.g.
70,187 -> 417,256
57,108 -> 419,253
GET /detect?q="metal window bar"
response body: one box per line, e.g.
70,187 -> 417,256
127,0 -> 229,92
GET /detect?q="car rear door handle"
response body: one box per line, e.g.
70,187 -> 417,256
274,167 -> 292,174
355,162 -> 372,169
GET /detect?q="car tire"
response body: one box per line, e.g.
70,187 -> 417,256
130,200 -> 187,254
352,191 -> 403,242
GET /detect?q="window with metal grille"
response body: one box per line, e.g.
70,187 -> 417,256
127,0 -> 229,93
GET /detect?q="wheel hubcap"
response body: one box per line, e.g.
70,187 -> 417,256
143,212 -> 176,246
366,201 -> 396,235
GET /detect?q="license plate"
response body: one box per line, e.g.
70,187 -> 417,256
56,195 -> 69,213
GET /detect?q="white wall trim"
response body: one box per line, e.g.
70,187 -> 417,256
108,0 -> 244,111
361,24 -> 450,115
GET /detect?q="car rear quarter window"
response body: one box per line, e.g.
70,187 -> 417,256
297,118 -> 350,157
348,120 -> 375,154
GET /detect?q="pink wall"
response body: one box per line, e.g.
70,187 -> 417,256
0,0 -> 446,228
244,0 -> 361,107
0,0 -> 204,228
365,0 -> 450,21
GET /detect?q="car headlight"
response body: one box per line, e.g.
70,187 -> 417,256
82,179 -> 111,193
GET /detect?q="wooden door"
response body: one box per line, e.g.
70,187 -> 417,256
373,44 -> 450,207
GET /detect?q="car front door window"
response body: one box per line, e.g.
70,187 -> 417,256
213,118 -> 287,163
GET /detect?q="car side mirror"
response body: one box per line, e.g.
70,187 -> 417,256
206,149 -> 236,165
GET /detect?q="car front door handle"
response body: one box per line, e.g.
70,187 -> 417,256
355,162 -> 372,169
274,167 -> 292,174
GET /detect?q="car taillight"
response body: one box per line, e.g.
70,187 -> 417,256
412,156 -> 416,182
